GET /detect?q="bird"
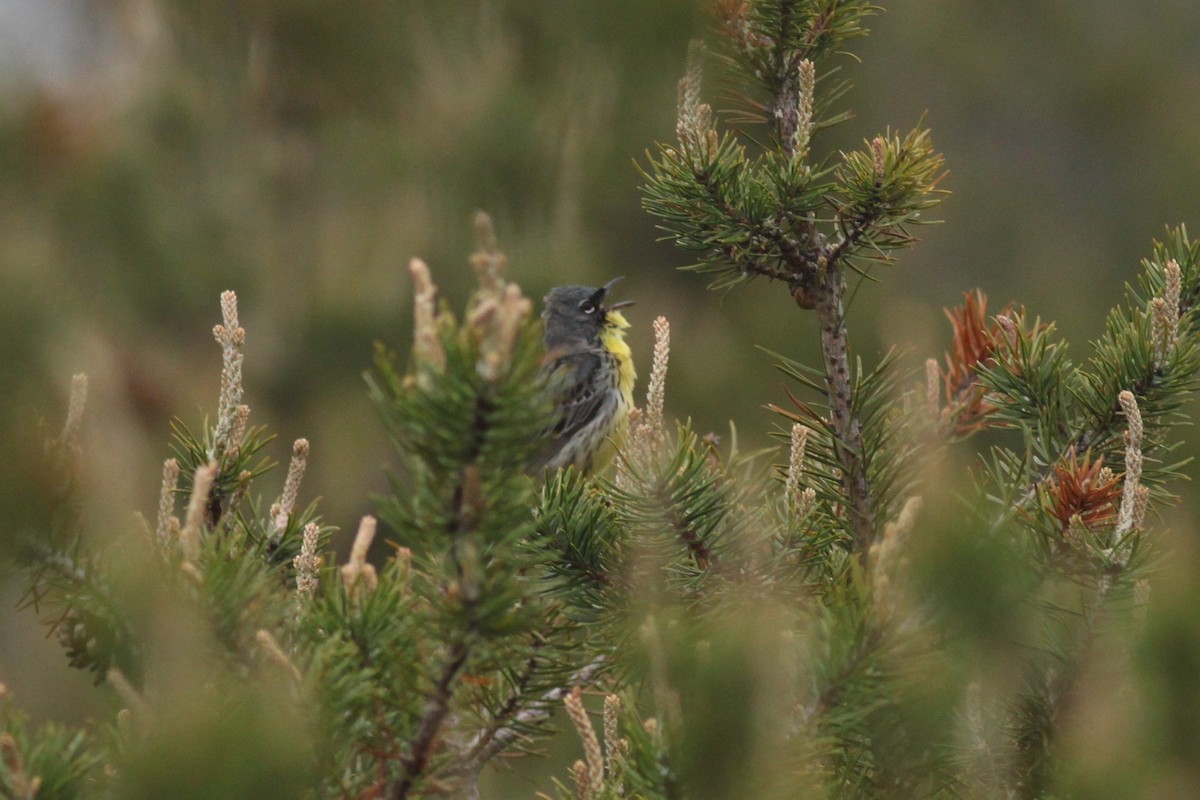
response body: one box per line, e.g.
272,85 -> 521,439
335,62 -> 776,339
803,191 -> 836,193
531,277 -> 636,475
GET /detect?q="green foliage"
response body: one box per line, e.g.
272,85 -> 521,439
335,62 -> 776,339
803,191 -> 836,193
533,469 -> 629,624
111,679 -> 315,800
975,227 -> 1200,533
833,126 -> 946,269
640,4 -> 943,292
0,707 -> 101,800
368,326 -> 549,638
299,559 -> 426,797
6,3 -> 1200,800
772,347 -> 923,546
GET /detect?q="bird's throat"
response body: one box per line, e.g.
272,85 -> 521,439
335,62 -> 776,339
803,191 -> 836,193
601,313 -> 636,403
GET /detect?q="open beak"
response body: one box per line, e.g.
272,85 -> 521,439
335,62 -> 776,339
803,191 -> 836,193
597,276 -> 634,310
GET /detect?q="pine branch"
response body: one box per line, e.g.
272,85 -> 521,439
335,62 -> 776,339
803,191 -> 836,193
974,230 -> 1198,534
645,7 -> 943,558
794,622 -> 886,734
668,503 -> 720,573
759,27 -> 868,580
824,212 -> 878,270
1009,571 -> 1121,798
391,640 -> 471,800
459,646 -> 544,767
457,655 -> 606,777
770,0 -> 805,154
814,268 -> 875,551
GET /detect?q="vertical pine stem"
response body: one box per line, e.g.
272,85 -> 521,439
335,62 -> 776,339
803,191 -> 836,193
772,32 -> 877,553
815,267 -> 876,552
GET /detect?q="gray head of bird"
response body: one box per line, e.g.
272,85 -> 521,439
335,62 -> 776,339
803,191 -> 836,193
541,277 -> 634,347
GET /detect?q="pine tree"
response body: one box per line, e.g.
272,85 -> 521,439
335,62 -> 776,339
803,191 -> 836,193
6,2 -> 1200,799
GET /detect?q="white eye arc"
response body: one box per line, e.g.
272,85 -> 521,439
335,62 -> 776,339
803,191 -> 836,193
580,302 -> 597,315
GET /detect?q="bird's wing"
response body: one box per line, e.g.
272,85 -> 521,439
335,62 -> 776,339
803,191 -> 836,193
530,347 -> 613,472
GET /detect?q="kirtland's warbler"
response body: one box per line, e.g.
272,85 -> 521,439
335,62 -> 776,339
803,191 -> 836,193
531,277 -> 636,475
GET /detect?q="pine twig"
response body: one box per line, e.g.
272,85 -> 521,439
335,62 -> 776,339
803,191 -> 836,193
458,656 -> 607,776
814,267 -> 876,551
390,640 -> 472,800
771,34 -> 877,553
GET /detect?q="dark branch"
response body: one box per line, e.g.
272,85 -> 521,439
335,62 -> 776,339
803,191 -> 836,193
460,641 -> 545,766
457,656 -> 606,778
390,640 -> 471,800
825,211 -> 880,269
814,266 -> 876,551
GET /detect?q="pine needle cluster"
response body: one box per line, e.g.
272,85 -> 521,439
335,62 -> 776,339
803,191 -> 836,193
5,3 -> 1200,800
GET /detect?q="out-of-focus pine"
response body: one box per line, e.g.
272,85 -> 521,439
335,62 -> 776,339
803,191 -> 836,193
6,3 -> 1200,800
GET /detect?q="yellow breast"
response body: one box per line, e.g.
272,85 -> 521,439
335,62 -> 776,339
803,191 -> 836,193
586,310 -> 635,473
601,310 -> 636,406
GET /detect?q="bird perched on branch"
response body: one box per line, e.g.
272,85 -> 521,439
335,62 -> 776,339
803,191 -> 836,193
531,277 -> 636,475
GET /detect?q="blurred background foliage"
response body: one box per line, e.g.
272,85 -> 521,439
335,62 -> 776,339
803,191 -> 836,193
2,0 -> 1200,795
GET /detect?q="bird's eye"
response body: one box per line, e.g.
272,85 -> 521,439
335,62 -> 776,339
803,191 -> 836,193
580,301 -> 597,315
